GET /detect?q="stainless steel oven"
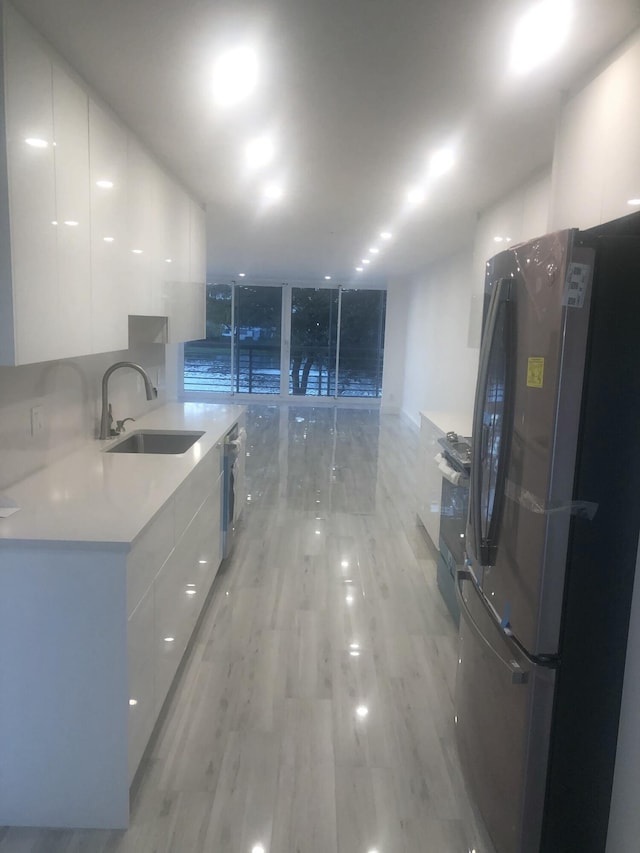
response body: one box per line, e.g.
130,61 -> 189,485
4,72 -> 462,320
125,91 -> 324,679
437,433 -> 471,626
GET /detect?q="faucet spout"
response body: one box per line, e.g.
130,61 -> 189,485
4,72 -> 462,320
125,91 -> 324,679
99,362 -> 158,440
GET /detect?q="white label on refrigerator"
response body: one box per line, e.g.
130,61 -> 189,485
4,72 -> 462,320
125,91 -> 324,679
563,262 -> 590,308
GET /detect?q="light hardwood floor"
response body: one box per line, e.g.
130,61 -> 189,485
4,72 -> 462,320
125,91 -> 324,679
0,406 -> 495,853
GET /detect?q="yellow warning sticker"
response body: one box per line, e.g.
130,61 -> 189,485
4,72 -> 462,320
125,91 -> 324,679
527,357 -> 544,388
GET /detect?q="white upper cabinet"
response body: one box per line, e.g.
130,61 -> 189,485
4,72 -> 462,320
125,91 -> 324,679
2,3 -> 58,365
189,199 -> 206,284
0,3 -> 206,364
89,99 -> 128,353
52,64 -> 91,358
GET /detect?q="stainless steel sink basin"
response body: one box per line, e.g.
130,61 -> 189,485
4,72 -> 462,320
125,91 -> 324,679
106,430 -> 205,454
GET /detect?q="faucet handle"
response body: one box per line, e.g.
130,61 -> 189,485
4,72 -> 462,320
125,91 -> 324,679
115,417 -> 135,434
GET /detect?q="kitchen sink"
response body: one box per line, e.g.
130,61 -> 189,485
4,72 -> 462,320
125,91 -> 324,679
106,430 -> 205,454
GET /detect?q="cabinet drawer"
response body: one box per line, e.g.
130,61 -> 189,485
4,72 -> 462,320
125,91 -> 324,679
127,587 -> 155,783
127,499 -> 175,617
174,447 -> 220,538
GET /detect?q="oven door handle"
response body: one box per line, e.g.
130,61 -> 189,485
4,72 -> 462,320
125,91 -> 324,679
456,569 -> 529,685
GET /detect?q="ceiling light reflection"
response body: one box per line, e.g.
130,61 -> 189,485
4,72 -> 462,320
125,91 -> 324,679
380,231 -> 392,240
25,137 -> 48,148
356,705 -> 369,718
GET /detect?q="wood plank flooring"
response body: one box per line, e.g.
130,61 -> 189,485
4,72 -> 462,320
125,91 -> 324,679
0,405 -> 495,853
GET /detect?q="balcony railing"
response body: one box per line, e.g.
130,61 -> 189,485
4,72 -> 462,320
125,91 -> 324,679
184,340 -> 383,397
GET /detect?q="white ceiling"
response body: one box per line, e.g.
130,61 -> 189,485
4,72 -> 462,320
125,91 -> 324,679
9,0 -> 640,283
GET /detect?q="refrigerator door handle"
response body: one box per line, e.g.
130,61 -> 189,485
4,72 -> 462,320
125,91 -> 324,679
456,569 -> 529,685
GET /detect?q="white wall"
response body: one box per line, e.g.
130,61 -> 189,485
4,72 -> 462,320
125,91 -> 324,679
0,344 -> 166,491
381,278 -> 408,414
550,30 -> 640,231
400,249 -> 478,428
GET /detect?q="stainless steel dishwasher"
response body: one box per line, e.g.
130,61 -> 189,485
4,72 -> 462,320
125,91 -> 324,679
222,425 -> 245,558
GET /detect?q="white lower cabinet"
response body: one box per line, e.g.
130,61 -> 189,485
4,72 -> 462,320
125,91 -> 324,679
127,587 -> 156,783
126,456 -> 223,780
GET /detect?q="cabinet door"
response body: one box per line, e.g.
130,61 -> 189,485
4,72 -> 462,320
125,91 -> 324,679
52,64 -> 92,358
189,198 -> 206,283
3,4 -> 58,364
89,99 -> 128,353
128,587 -> 156,783
126,137 -> 153,315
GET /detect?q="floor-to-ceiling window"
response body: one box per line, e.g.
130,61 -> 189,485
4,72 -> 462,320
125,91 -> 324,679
182,282 -> 386,400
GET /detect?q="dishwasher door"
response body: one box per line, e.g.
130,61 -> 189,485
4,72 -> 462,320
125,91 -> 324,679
222,425 -> 246,558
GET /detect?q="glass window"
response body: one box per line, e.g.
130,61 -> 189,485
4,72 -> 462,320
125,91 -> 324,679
289,288 -> 339,396
234,286 -> 282,394
182,283 -> 386,400
337,290 -> 386,398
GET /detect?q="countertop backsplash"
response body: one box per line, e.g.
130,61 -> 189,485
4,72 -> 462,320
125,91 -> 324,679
0,343 -> 166,492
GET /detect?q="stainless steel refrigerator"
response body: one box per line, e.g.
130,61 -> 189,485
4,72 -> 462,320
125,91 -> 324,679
455,222 -> 640,853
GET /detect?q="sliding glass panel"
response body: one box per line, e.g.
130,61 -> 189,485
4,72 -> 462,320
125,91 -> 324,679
289,287 -> 339,396
183,283 -> 232,393
337,289 -> 386,397
234,285 -> 282,394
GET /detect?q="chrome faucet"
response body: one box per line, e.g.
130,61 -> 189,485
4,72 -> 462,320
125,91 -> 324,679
99,362 -> 157,440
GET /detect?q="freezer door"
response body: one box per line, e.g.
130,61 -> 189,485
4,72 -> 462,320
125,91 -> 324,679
468,233 -> 594,655
455,570 -> 555,853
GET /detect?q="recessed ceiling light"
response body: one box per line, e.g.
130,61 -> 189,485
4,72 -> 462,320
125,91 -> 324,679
164,637 -> 175,643
510,0 -> 572,74
96,179 -> 113,189
324,275 -> 331,280
25,137 -> 48,148
369,247 -> 379,254
362,258 -> 371,265
245,133 -> 275,170
628,198 -> 640,206
380,231 -> 392,240
129,698 -> 138,706
263,181 -> 284,202
213,46 -> 259,107
406,186 -> 425,205
356,705 -> 369,718
429,146 -> 455,177
238,272 -> 246,277
494,236 -> 504,242
355,266 -> 363,272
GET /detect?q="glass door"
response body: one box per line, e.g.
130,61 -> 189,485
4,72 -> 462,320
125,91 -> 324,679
289,287 -> 338,396
336,289 -> 386,397
469,278 -> 515,567
233,285 -> 282,394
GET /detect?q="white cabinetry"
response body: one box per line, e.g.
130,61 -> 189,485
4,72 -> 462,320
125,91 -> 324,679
52,64 -> 92,357
0,3 -> 206,365
89,98 -> 128,353
417,413 -> 446,548
2,3 -> 57,364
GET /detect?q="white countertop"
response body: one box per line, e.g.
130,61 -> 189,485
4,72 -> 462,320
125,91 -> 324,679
0,402 -> 244,549
420,409 -> 472,438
